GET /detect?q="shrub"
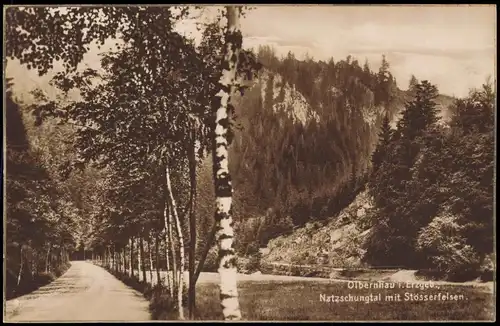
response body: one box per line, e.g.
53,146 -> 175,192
290,265 -> 302,276
304,253 -> 317,265
259,262 -> 273,274
143,283 -> 154,300
245,253 -> 262,273
417,212 -> 482,281
35,271 -> 55,285
54,262 -> 71,277
149,287 -> 177,320
290,252 -> 305,265
246,241 -> 260,256
203,247 -> 219,272
357,205 -> 376,230
479,253 -> 494,282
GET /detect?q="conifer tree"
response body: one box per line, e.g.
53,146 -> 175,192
370,112 -> 393,174
397,80 -> 439,141
409,74 -> 419,91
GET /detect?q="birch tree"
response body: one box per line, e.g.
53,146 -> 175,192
7,6 -> 260,319
5,78 -> 81,299
211,6 -> 243,320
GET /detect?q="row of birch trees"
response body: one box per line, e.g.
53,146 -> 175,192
6,5 -> 261,320
5,77 -> 80,299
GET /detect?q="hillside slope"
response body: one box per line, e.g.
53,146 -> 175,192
194,52 -> 456,255
263,190 -> 373,268
7,53 -> 456,260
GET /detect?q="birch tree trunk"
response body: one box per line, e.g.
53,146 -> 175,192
139,236 -> 147,283
188,132 -> 198,319
17,246 -> 24,287
121,249 -> 125,273
129,237 -> 134,278
45,244 -> 51,273
32,250 -> 37,280
165,163 -> 185,320
211,6 -> 243,320
148,234 -> 154,285
137,238 -> 142,281
194,222 -> 217,284
163,199 -> 174,297
122,249 -> 126,274
117,249 -> 121,272
155,235 -> 161,287
109,246 -> 113,270
123,248 -> 127,274
114,245 -> 118,272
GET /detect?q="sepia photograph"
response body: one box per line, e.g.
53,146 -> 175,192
3,4 -> 496,322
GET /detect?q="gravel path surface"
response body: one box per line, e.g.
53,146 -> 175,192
4,261 -> 151,322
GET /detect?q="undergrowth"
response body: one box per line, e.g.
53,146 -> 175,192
6,261 -> 71,300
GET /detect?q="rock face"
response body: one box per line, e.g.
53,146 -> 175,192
263,191 -> 374,268
258,69 -> 320,126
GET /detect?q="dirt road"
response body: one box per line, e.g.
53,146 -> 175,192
4,261 -> 150,322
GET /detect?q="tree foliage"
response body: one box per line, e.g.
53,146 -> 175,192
364,79 -> 494,279
5,78 -> 78,299
6,5 -> 262,320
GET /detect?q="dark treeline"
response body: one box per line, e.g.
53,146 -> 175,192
5,78 -> 78,299
364,78 -> 494,280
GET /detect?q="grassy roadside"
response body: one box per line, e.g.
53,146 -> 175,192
101,266 -> 181,320
100,265 -> 494,321
195,281 -> 494,321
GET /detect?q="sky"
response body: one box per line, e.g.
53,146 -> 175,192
176,5 -> 496,97
6,5 -> 496,99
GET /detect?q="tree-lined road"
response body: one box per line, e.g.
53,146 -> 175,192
5,259 -> 494,322
5,261 -> 151,322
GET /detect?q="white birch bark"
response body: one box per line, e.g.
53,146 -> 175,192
155,235 -> 161,287
165,163 -> 185,320
122,249 -> 127,274
163,198 -> 173,296
139,236 -> 147,283
188,133 -> 199,319
138,238 -> 144,282
211,6 -> 243,320
17,246 -> 24,287
148,234 -> 154,285
129,238 -> 134,278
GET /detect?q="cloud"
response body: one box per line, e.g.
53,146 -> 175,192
241,5 -> 496,97
6,5 -> 495,99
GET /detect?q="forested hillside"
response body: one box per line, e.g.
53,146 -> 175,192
8,39 -> 458,273
262,78 -> 494,282
194,45 -> 457,259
